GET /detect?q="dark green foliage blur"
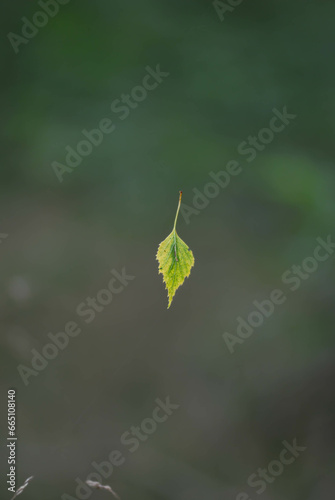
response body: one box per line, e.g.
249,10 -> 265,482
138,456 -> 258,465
1,1 -> 335,499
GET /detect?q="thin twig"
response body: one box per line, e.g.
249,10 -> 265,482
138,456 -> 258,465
11,476 -> 34,500
86,480 -> 120,499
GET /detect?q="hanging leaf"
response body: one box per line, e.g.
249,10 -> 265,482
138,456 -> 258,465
156,191 -> 195,308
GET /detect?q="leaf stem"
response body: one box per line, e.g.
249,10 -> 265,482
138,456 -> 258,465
173,191 -> 183,232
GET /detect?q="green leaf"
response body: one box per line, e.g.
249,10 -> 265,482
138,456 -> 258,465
156,191 -> 195,308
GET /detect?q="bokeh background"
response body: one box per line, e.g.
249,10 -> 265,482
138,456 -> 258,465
1,1 -> 335,499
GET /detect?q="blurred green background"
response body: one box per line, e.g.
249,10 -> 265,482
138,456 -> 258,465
1,1 -> 335,499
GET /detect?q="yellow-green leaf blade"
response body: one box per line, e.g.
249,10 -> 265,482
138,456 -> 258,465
156,229 -> 195,308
